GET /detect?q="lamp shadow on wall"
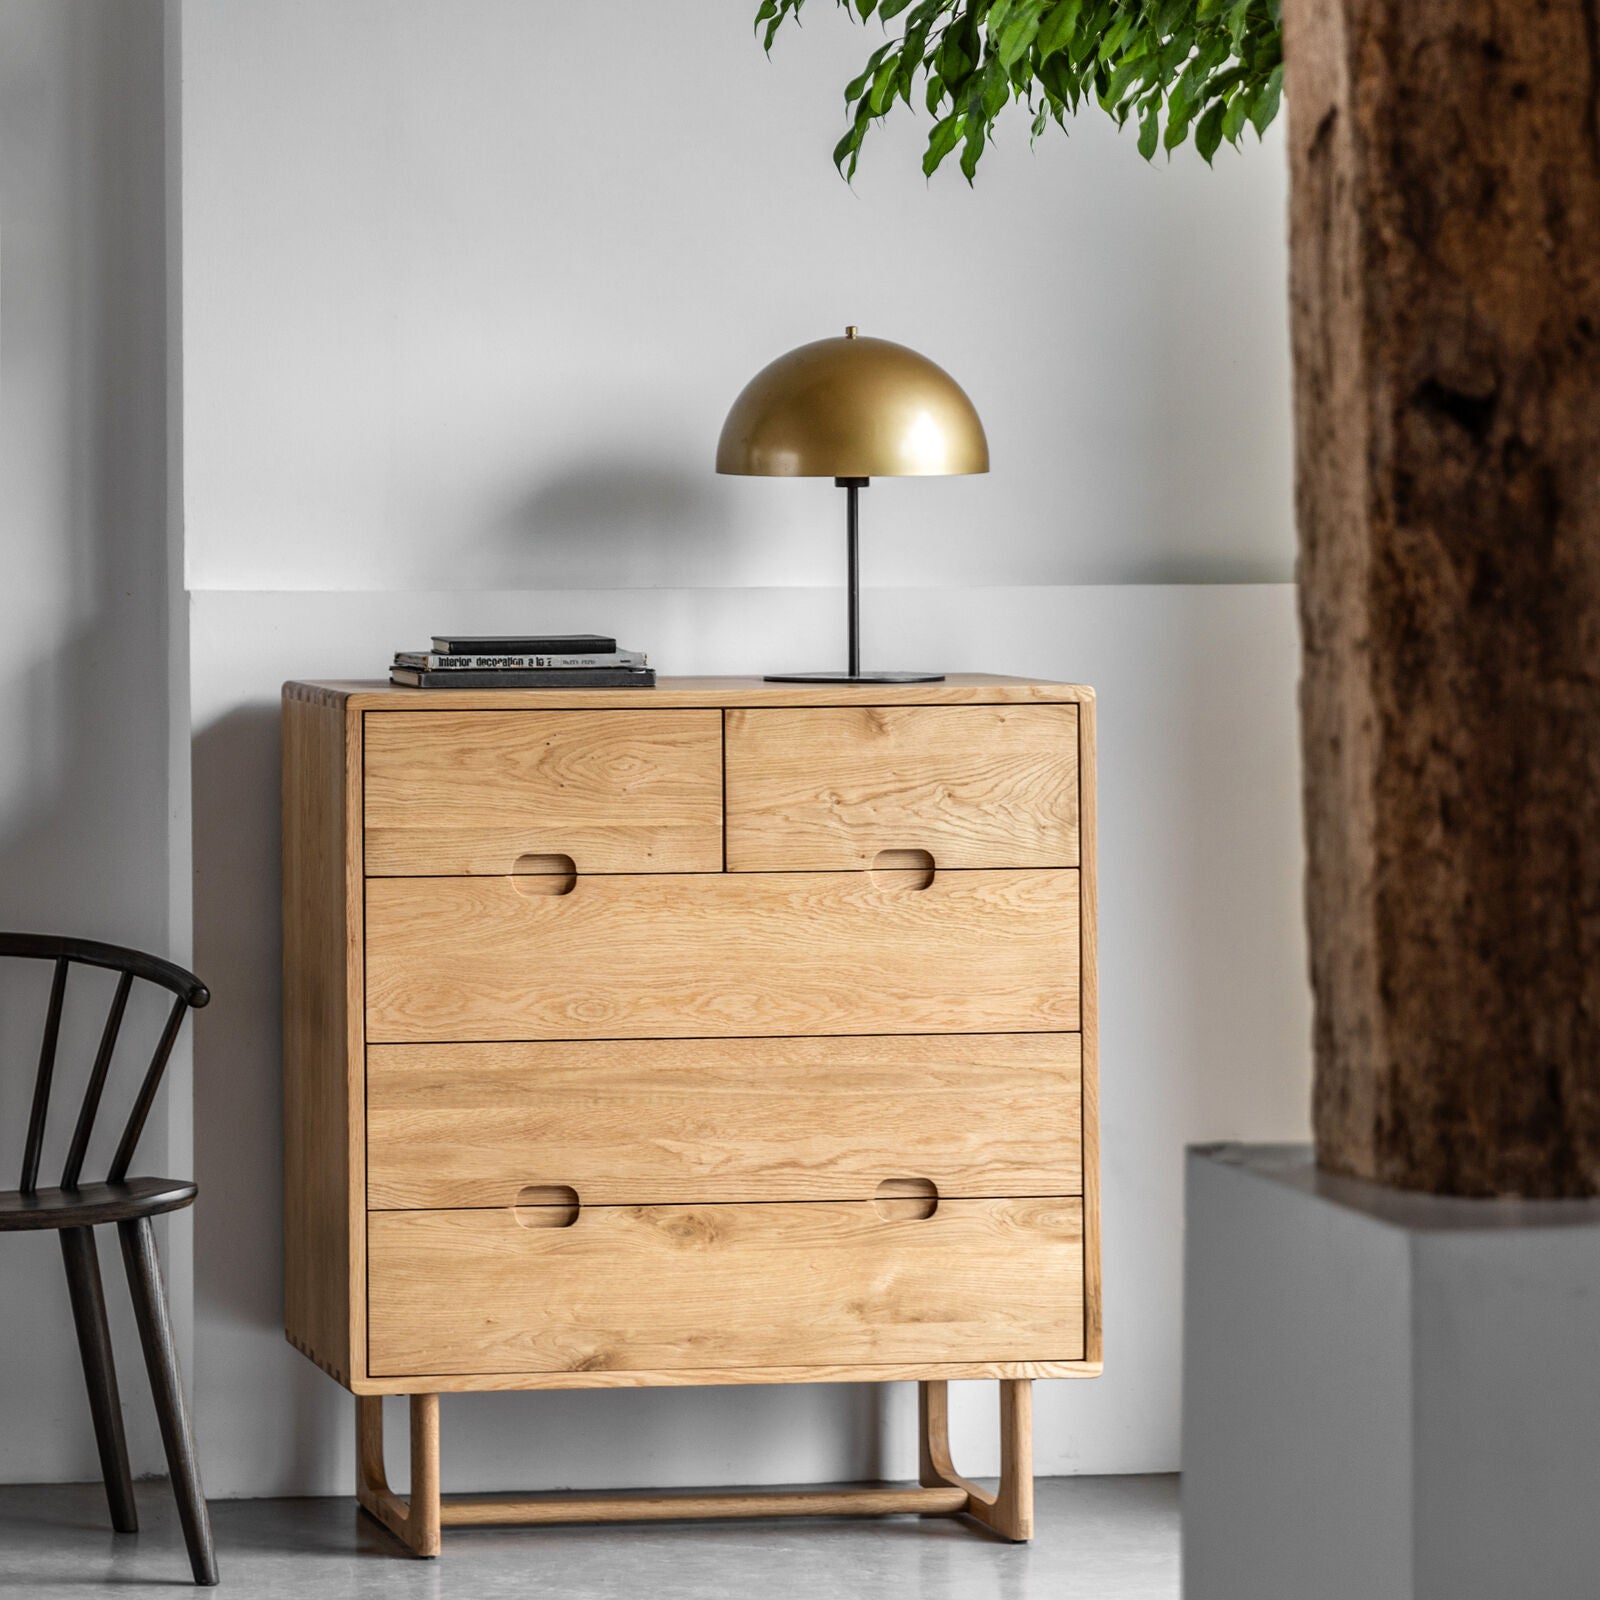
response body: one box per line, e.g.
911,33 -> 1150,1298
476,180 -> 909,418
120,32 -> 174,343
484,457 -> 745,588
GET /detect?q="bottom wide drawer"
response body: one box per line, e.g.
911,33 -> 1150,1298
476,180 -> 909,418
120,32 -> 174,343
367,1197 -> 1085,1378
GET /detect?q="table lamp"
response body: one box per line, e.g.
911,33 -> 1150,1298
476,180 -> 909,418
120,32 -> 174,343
716,327 -> 989,683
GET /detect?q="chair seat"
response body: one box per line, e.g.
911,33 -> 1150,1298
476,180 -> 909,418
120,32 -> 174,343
0,1177 -> 198,1232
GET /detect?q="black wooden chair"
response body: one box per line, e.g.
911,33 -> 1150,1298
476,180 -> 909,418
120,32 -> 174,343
0,933 -> 217,1585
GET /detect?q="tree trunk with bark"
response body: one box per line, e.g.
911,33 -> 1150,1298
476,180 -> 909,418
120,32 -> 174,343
1284,0 -> 1600,1195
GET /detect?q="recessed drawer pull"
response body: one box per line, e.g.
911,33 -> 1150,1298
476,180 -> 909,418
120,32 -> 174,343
871,848 -> 935,888
874,1177 -> 939,1220
513,1184 -> 580,1227
512,855 -> 577,895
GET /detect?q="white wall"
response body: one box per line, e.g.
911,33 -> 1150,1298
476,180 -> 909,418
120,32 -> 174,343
3,0 -> 1311,1497
179,0 -> 1292,594
0,0 -> 176,1482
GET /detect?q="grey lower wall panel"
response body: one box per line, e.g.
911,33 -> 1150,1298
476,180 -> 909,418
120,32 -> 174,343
1183,1143 -> 1600,1600
1409,1226 -> 1600,1600
1181,1145 -> 1413,1600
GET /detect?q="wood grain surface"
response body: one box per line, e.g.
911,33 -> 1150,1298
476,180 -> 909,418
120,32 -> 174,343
368,1197 -> 1085,1376
356,1392 -> 440,1556
921,1377 -> 1034,1540
345,1357 -> 1099,1396
366,1033 -> 1082,1208
725,704 -> 1078,870
438,1485 -> 970,1526
282,673 -> 1099,1418
364,708 -> 723,876
1077,692 -> 1101,1364
1286,0 -> 1600,1197
281,686 -> 364,1384
364,869 -> 1079,1042
295,674 -> 1093,714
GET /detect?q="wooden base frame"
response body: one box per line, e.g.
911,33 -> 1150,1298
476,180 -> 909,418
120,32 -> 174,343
355,1379 -> 1033,1557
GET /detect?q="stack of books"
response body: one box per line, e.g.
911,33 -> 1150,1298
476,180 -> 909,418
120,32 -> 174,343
391,634 -> 654,689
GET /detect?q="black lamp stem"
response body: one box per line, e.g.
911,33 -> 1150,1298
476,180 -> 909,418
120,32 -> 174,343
760,475 -> 939,684
838,476 -> 867,678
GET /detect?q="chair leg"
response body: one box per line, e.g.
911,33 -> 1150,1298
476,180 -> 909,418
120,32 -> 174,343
118,1216 -> 218,1586
59,1227 -> 137,1533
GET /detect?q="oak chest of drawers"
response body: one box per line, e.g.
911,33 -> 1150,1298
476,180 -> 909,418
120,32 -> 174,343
282,674 -> 1098,1554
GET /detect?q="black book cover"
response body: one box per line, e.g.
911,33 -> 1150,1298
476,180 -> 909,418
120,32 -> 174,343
429,633 -> 618,655
391,666 -> 655,689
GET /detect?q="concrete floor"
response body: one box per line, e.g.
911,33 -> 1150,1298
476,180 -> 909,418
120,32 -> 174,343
0,1475 -> 1178,1597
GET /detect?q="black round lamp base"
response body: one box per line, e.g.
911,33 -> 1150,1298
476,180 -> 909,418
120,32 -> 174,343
763,671 -> 946,684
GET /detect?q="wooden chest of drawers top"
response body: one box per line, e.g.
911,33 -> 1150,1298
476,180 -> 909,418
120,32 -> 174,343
282,675 -> 1098,1395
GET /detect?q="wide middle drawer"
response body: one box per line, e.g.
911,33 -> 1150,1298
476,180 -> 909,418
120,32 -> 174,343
366,1033 -> 1083,1209
364,869 -> 1080,1043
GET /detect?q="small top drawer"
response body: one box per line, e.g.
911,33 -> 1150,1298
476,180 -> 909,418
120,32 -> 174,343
364,709 -> 723,875
724,704 -> 1079,871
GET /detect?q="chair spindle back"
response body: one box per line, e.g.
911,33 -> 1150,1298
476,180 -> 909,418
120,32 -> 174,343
2,934 -> 208,1193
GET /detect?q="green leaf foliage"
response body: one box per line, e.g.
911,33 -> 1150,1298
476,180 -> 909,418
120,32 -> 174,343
756,0 -> 1283,180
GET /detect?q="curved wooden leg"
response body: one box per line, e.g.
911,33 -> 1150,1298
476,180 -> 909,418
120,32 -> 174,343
357,1393 -> 440,1557
919,1378 -> 1034,1541
60,1226 -> 137,1533
354,1384 -> 1031,1552
118,1217 -> 218,1585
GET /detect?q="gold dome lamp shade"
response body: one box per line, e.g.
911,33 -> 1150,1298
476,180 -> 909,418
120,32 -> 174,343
716,327 -> 989,683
